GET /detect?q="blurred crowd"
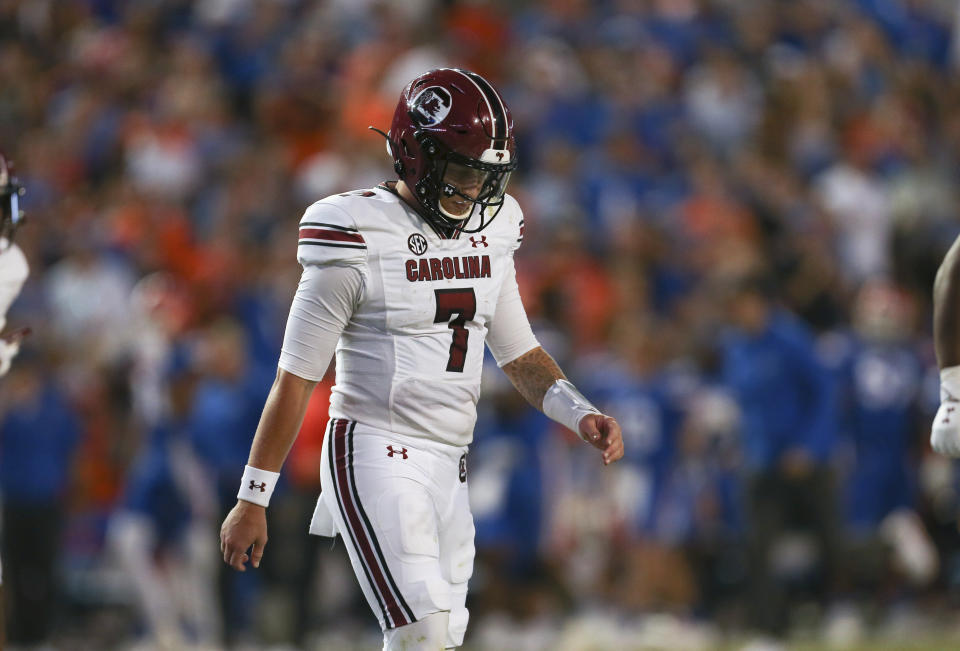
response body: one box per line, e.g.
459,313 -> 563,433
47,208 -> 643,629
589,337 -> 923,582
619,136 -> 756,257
2,0 -> 960,648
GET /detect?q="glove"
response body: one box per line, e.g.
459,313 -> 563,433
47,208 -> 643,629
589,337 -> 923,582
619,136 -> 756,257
932,366 -> 960,456
0,337 -> 19,377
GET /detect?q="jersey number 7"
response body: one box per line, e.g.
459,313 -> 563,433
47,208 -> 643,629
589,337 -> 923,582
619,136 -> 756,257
434,288 -> 476,373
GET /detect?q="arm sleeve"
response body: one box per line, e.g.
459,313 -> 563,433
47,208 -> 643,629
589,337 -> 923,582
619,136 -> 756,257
486,256 -> 540,367
277,264 -> 363,382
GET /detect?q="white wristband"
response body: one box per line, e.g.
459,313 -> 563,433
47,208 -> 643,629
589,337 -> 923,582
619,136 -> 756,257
238,465 -> 281,507
941,366 -> 960,401
543,379 -> 601,441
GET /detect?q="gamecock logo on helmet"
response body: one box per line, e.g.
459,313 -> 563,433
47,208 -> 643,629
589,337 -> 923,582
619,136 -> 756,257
410,86 -> 452,127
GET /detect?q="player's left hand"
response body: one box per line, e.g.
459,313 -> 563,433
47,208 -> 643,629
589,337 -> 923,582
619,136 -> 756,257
579,413 -> 624,465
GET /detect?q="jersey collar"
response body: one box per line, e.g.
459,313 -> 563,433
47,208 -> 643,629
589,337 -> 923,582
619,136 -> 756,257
379,181 -> 465,240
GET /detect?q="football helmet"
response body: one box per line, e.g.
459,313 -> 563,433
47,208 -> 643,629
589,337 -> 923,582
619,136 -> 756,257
384,68 -> 517,235
0,151 -> 25,248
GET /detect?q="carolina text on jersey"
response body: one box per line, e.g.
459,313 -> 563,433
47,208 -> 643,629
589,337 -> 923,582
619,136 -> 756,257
405,255 -> 492,283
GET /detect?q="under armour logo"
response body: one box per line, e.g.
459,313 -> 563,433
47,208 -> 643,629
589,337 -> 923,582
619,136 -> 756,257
249,480 -> 267,492
944,406 -> 956,424
470,236 -> 488,248
386,445 -> 408,459
496,152 -> 504,161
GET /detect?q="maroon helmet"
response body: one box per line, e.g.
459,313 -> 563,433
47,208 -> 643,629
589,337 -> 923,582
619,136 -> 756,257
385,68 -> 517,234
0,152 -> 24,247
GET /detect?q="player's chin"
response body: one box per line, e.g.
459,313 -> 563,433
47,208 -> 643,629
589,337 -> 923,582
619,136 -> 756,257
440,199 -> 473,218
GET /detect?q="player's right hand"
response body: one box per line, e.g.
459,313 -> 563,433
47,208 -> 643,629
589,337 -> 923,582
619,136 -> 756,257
220,500 -> 268,571
931,397 -> 960,457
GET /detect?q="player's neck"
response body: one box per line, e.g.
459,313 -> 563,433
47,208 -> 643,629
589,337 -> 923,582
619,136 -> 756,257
393,180 -> 461,239
394,180 -> 418,210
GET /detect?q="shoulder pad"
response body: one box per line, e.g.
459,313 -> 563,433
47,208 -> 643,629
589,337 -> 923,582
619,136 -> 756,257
297,199 -> 368,269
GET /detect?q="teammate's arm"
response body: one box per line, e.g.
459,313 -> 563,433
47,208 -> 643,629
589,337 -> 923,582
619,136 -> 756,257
932,235 -> 960,456
220,263 -> 362,570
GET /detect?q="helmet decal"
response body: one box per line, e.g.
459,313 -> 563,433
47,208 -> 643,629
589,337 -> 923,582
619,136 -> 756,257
410,86 -> 453,127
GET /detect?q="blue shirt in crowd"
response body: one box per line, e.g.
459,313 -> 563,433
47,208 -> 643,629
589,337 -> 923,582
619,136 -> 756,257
829,334 -> 924,528
472,405 -> 550,569
721,310 -> 834,470
0,381 -> 80,503
585,365 -> 683,536
121,422 -> 193,543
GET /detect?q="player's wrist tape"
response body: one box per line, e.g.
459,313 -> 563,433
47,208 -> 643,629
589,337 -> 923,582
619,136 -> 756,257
238,465 -> 280,507
941,366 -> 960,402
543,379 -> 601,441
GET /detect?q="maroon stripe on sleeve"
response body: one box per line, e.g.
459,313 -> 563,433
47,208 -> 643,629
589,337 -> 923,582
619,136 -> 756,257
299,228 -> 365,244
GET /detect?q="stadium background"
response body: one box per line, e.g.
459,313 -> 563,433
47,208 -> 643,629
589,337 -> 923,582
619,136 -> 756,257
2,0 -> 960,648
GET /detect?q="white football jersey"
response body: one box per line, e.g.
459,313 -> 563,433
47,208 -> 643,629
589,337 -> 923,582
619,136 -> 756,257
294,184 -> 529,447
0,240 -> 29,332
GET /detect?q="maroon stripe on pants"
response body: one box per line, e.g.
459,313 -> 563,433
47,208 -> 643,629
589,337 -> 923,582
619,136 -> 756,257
333,420 -> 409,627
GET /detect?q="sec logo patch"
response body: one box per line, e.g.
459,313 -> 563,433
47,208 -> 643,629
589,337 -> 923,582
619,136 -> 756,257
408,233 -> 428,255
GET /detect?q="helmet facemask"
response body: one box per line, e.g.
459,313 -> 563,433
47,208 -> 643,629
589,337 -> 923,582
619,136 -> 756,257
413,134 -> 516,234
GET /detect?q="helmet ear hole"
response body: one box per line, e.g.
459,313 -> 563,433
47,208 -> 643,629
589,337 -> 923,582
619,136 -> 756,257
418,136 -> 438,157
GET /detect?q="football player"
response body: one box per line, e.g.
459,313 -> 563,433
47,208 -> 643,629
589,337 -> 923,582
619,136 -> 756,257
0,150 -> 27,647
0,151 -> 28,378
220,68 -> 624,650
932,235 -> 960,456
